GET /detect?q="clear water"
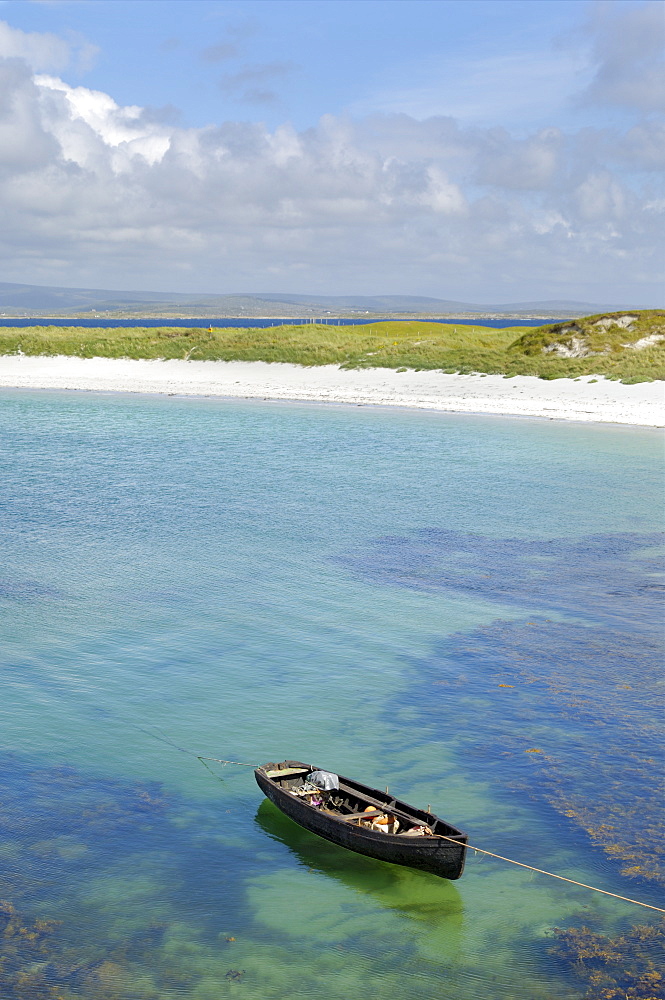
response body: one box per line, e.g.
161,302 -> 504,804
0,390 -> 662,999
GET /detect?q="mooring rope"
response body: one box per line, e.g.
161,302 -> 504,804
131,725 -> 258,768
197,755 -> 258,766
130,726 -> 664,913
437,834 -> 665,913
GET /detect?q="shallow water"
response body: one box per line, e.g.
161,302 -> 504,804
0,390 -> 662,999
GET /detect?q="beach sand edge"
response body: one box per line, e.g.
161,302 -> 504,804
0,355 -> 663,427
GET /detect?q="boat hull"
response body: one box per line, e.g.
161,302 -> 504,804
255,762 -> 467,880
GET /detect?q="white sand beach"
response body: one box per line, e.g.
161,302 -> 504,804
0,355 -> 663,426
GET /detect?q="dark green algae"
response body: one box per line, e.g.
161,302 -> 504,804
339,529 -> 664,631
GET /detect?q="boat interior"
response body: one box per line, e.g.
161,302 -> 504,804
262,762 -> 465,840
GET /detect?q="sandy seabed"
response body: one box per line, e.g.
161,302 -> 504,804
0,355 -> 663,426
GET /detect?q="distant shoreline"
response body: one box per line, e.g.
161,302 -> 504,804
0,355 -> 662,427
0,315 -> 560,324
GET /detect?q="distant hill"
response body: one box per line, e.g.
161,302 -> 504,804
0,281 -> 648,318
240,293 -> 625,315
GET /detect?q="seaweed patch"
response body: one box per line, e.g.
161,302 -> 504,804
551,922 -> 665,1000
409,618 -> 664,883
0,755 -> 254,998
339,529 -> 664,630
344,529 -> 664,884
0,898 -> 66,1000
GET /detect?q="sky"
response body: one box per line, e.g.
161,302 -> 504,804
0,0 -> 663,304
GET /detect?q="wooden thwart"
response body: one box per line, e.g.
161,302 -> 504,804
265,767 -> 309,778
343,810 -> 385,822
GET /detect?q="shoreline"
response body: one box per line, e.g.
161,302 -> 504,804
0,355 -> 663,426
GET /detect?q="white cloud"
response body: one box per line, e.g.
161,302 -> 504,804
0,18 -> 661,302
475,129 -> 564,191
35,75 -> 172,167
0,59 -> 58,172
0,19 -> 70,71
0,19 -> 97,73
618,120 -> 665,170
573,170 -> 627,222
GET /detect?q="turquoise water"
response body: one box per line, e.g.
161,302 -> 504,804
0,390 -> 662,999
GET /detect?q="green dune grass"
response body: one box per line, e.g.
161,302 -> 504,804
1,311 -> 663,382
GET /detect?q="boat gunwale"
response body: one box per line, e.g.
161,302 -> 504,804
255,761 -> 467,847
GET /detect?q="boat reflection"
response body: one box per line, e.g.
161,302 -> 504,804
255,798 -> 464,926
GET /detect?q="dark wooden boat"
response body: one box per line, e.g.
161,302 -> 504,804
255,760 -> 467,880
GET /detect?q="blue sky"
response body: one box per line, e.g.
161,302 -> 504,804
0,0 -> 662,303
2,0 -> 644,132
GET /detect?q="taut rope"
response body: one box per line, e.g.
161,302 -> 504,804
438,835 -> 665,914
132,725 -> 258,768
197,755 -> 258,766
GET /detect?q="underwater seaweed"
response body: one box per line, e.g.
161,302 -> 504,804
350,530 -> 665,884
0,760 -> 168,848
340,529 -> 664,633
408,617 -> 664,883
551,922 -> 665,1000
0,898 -> 67,1000
0,754 -> 253,998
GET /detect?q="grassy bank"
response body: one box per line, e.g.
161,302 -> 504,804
0,311 -> 663,382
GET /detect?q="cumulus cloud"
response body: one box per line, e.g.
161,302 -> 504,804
35,75 -> 172,166
0,19 -> 97,74
618,120 -> 665,170
0,18 -> 662,301
0,59 -> 58,173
